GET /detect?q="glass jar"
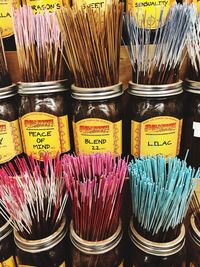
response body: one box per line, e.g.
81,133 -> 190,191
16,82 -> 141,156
126,81 -> 183,158
128,218 -> 186,267
70,219 -> 124,267
180,80 -> 200,168
0,84 -> 23,165
71,83 -> 124,156
0,217 -> 17,266
14,217 -> 69,267
186,212 -> 200,267
18,80 -> 73,160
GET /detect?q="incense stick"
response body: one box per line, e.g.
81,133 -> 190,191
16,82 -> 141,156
129,155 -> 200,242
125,3 -> 195,85
0,155 -> 69,239
57,2 -> 124,87
63,153 -> 128,241
13,6 -> 67,82
0,35 -> 11,87
187,13 -> 200,81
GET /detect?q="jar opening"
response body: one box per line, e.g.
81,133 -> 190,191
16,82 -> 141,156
0,218 -> 12,242
14,216 -> 67,253
71,82 -> 123,100
70,219 -> 123,255
189,212 -> 200,247
128,80 -> 183,97
129,217 -> 185,257
18,79 -> 69,94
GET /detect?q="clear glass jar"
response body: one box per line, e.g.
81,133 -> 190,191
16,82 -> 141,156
18,80 -> 73,160
0,217 -> 17,266
0,84 -> 23,165
180,79 -> 200,168
126,81 -> 183,158
71,83 -> 124,156
70,219 -> 124,267
127,218 -> 186,267
14,217 -> 69,267
186,212 -> 200,267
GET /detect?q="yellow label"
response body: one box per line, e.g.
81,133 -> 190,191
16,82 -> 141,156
131,116 -> 182,158
0,256 -> 17,267
73,0 -> 106,9
0,119 -> 22,164
20,112 -> 70,160
118,261 -> 124,267
126,0 -> 175,29
25,0 -> 69,14
17,262 -> 65,267
193,0 -> 200,12
73,119 -> 122,155
0,0 -> 19,38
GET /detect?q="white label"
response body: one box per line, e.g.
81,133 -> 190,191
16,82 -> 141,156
193,121 -> 200,137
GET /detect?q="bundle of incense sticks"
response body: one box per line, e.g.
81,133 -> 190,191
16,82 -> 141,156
190,191 -> 200,228
13,6 -> 67,82
0,35 -> 11,87
57,2 -> 124,88
63,153 -> 128,241
125,4 -> 195,85
129,155 -> 200,242
187,13 -> 200,81
0,155 -> 69,239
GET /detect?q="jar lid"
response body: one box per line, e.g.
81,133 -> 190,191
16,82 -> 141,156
71,82 -> 123,100
14,217 -> 67,253
184,79 -> 200,94
0,219 -> 12,242
189,213 -> 200,247
128,81 -> 183,97
70,219 -> 123,255
129,218 -> 185,257
18,79 -> 69,94
0,84 -> 17,99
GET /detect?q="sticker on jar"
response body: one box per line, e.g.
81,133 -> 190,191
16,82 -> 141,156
193,121 -> 200,138
118,261 -> 124,267
0,119 -> 22,164
73,118 -> 122,155
72,0 -> 107,9
18,263 -> 66,267
192,0 -> 200,13
24,0 -> 69,14
0,256 -> 17,266
0,0 -> 20,38
20,112 -> 71,160
131,116 -> 182,158
126,0 -> 175,29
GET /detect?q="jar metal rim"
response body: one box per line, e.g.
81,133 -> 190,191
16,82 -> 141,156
129,217 -> 185,257
189,212 -> 200,247
184,79 -> 200,94
18,79 -> 69,94
128,81 -> 183,97
70,218 -> 123,255
71,82 -> 123,100
0,84 -> 17,99
14,216 -> 67,253
0,218 -> 13,242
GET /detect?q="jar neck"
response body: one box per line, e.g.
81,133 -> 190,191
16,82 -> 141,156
0,84 -> 17,99
128,81 -> 183,97
129,218 -> 185,257
14,217 -> 67,253
70,219 -> 123,255
18,79 -> 69,94
71,82 -> 123,100
0,219 -> 12,242
184,79 -> 200,94
189,213 -> 200,247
